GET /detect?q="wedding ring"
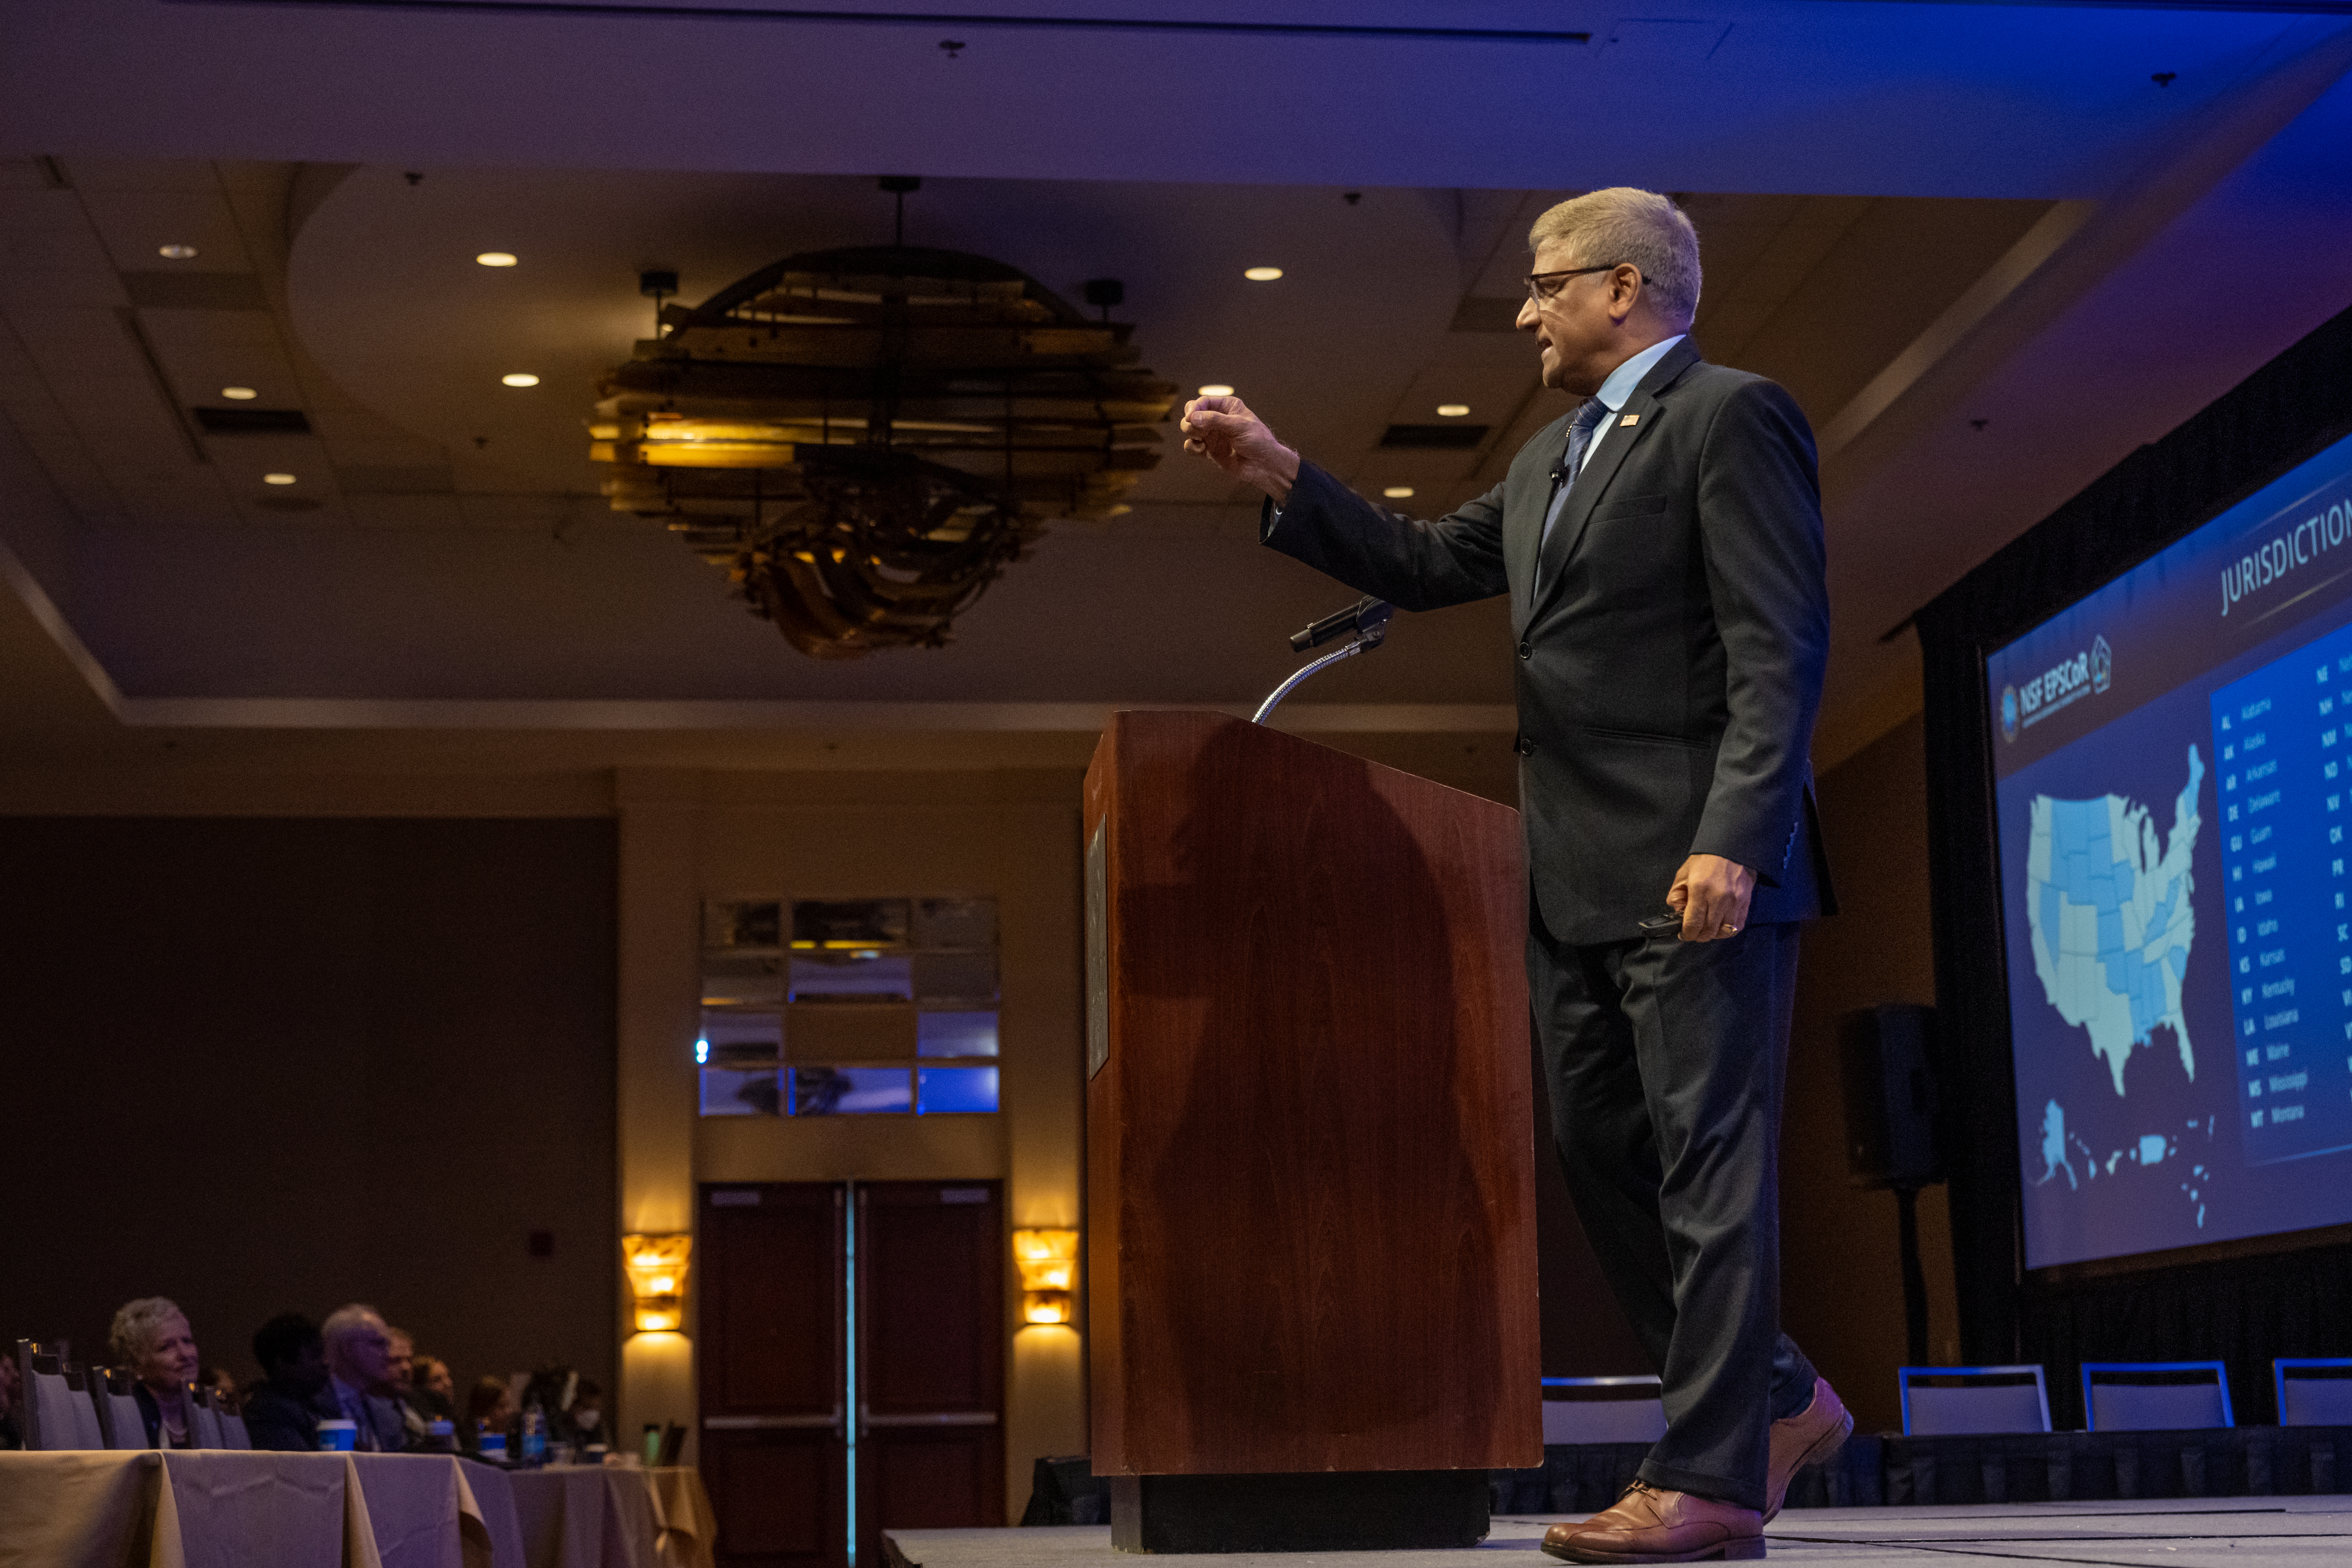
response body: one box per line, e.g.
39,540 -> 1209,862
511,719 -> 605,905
1721,923 -> 1738,934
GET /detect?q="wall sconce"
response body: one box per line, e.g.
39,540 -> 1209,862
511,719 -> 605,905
622,1233 -> 693,1333
1013,1228 -> 1079,1326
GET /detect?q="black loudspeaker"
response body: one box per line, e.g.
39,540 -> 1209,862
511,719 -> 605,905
1838,1003 -> 1944,1189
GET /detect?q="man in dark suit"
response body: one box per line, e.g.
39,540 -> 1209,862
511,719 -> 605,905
1180,187 -> 1848,1564
241,1312 -> 329,1451
318,1303 -> 412,1453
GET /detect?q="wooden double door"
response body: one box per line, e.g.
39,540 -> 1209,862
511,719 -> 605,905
698,1180 -> 1005,1567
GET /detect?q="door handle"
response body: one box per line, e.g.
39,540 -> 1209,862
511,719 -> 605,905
702,1413 -> 840,1431
858,1409 -> 999,1429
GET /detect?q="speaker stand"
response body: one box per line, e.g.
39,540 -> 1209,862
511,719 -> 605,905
1894,1182 -> 1929,1367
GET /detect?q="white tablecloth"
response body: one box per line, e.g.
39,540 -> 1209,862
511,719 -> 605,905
0,1450 -> 376,1568
0,1451 -> 700,1568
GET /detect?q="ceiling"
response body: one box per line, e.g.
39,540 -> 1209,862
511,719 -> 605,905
3,0 -> 2352,790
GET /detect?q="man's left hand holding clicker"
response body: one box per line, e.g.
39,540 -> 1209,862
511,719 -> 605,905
1668,853 -> 1756,942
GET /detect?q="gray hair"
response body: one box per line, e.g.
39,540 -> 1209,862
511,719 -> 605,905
321,1303 -> 387,1355
1529,188 -> 1702,328
109,1297 -> 187,1364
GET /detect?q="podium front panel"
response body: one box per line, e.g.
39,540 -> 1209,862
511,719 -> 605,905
1084,711 -> 1541,1476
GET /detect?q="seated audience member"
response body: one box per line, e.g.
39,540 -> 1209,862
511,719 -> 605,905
385,1325 -> 428,1447
565,1378 -> 607,1450
199,1366 -> 240,1413
320,1305 -> 409,1452
464,1375 -> 516,1455
112,1297 -> 201,1448
242,1313 -> 330,1451
0,1335 -> 20,1449
411,1354 -> 457,1422
520,1364 -> 573,1442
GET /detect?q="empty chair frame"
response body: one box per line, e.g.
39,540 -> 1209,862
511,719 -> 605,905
2081,1361 -> 2234,1431
215,1400 -> 252,1450
91,1369 -> 152,1450
1899,1365 -> 2052,1436
1539,1375 -> 1671,1445
186,1384 -> 222,1449
2274,1359 -> 2352,1426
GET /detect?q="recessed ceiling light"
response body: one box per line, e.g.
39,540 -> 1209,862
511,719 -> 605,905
1383,486 -> 1416,499
476,251 -> 518,267
157,244 -> 198,260
1196,383 -> 1235,397
1243,266 -> 1283,282
220,386 -> 259,401
502,372 -> 541,387
1436,404 -> 1471,417
262,473 -> 297,485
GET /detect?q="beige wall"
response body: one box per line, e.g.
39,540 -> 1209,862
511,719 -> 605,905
617,766 -> 1092,1515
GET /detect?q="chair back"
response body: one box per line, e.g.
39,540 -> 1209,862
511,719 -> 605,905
2081,1360 -> 2234,1431
2274,1358 -> 2352,1426
16,1341 -> 50,1450
91,1369 -> 152,1450
1538,1375 -> 1670,1445
186,1384 -> 223,1449
23,1350 -> 95,1450
216,1397 -> 252,1450
1900,1364 -> 2051,1435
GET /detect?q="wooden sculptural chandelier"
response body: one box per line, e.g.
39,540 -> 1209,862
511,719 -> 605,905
589,241 -> 1175,658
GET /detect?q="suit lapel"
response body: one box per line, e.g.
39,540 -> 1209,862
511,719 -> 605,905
1509,410 -> 1574,629
1528,339 -> 1701,621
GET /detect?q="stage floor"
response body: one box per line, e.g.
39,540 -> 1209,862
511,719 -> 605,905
885,1495 -> 2352,1566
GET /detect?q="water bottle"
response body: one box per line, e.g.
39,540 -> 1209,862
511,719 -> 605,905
522,1402 -> 547,1467
477,1421 -> 509,1466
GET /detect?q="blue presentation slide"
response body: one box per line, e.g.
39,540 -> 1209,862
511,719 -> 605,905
1989,428 -> 2352,1270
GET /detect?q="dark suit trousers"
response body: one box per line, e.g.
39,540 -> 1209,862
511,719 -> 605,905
1529,900 -> 1817,1512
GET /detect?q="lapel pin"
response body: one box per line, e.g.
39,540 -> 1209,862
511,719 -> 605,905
1619,413 -> 1640,427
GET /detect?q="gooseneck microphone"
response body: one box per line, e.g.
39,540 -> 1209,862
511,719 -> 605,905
1288,595 -> 1394,653
1256,596 -> 1396,724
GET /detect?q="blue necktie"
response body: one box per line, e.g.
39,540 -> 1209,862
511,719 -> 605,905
1535,398 -> 1610,590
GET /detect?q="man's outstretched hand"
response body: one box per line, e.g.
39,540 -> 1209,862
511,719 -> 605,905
1667,853 -> 1757,943
1180,395 -> 1302,504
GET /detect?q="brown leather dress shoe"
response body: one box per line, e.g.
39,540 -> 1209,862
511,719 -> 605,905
1540,1481 -> 1765,1563
1763,1375 -> 1853,1521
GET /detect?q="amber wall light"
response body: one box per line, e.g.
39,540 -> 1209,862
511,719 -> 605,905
1013,1228 -> 1079,1327
622,1233 -> 692,1333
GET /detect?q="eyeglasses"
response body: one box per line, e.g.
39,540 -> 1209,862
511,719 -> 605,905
1523,263 -> 1643,303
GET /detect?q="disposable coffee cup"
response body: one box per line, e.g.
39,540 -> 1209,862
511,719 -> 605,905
317,1419 -> 358,1452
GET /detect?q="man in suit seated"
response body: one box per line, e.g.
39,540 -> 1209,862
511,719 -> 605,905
241,1312 -> 330,1450
1180,187 -> 1849,1565
318,1304 -> 411,1453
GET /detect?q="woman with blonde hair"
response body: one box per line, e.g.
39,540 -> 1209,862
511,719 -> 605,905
111,1297 -> 201,1448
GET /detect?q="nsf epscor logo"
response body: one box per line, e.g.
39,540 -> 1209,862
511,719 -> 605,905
2005,634 -> 2111,743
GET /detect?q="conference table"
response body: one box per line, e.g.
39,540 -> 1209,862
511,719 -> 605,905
0,1450 -> 717,1568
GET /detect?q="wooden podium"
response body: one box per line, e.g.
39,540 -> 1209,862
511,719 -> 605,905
1082,711 -> 1541,1552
